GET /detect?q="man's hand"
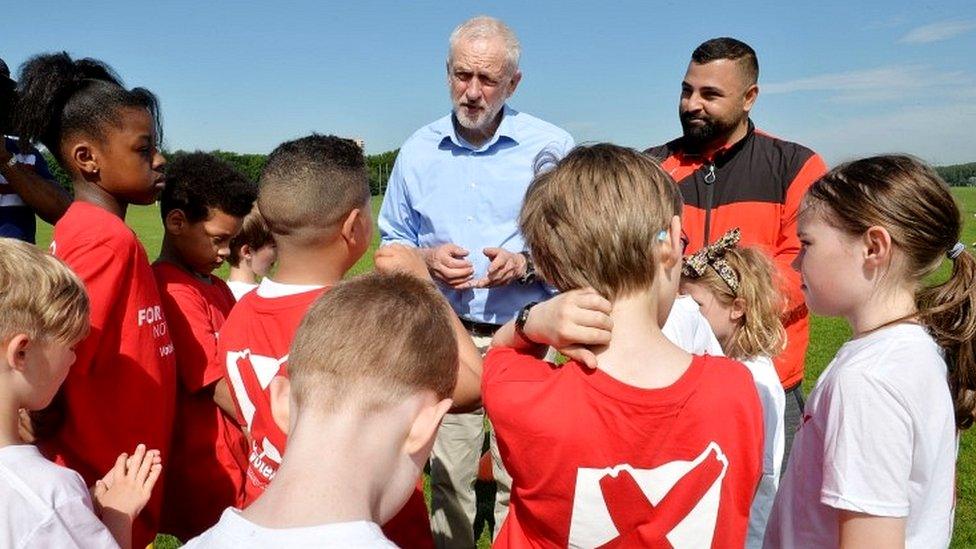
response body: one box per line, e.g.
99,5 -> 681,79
461,247 -> 526,289
374,244 -> 433,281
421,243 -> 475,288
521,288 -> 613,368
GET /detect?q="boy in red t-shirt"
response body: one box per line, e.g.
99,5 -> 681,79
215,135 -> 435,547
152,152 -> 257,540
467,145 -> 764,547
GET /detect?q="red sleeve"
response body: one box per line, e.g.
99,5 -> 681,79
158,284 -> 222,393
776,154 -> 828,319
58,242 -> 128,376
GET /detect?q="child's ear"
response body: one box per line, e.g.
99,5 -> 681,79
661,215 -> 683,268
340,207 -> 367,247
863,225 -> 893,268
403,397 -> 453,456
240,243 -> 254,262
269,375 -> 291,435
164,209 -> 189,234
69,141 -> 99,180
4,334 -> 31,372
730,296 -> 746,321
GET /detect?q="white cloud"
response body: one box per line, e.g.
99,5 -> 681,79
762,65 -> 974,103
900,19 -> 976,44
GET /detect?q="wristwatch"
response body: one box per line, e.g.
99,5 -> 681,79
515,301 -> 539,343
517,251 -> 536,285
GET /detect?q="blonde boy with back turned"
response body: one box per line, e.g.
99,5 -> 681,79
190,272 -> 458,547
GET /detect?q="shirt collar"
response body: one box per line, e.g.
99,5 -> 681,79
435,105 -> 519,152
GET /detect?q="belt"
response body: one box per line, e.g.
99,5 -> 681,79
459,318 -> 503,338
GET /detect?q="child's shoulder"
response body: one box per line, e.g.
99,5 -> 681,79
483,345 -> 560,382
830,324 -> 945,387
54,201 -> 139,254
0,445 -> 89,507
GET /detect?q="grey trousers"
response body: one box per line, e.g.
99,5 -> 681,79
429,336 -> 513,548
781,383 -> 806,474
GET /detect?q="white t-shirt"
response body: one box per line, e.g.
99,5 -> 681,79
765,323 -> 957,549
0,445 -> 118,549
185,508 -> 398,548
662,294 -> 725,355
226,279 -> 258,301
740,355 -> 785,549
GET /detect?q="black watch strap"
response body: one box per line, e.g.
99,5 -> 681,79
517,251 -> 536,285
515,301 -> 539,343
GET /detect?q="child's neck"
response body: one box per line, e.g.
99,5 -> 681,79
271,240 -> 353,287
0,384 -> 24,448
594,290 -> 692,389
227,266 -> 257,285
847,283 -> 918,339
73,179 -> 127,219
243,410 -> 400,528
157,239 -> 209,279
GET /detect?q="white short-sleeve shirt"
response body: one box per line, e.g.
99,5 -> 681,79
765,323 -> 957,549
184,508 -> 398,548
0,444 -> 118,549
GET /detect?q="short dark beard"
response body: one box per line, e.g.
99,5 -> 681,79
679,111 -> 740,152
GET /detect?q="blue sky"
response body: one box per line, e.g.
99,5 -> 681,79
4,1 -> 975,165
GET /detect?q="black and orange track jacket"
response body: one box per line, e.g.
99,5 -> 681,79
646,121 -> 828,389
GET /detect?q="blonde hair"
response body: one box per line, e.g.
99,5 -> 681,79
683,246 -> 786,361
806,155 -> 976,430
519,144 -> 682,301
288,272 -> 458,414
0,238 -> 89,345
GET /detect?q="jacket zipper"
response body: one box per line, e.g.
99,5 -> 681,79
702,163 -> 717,247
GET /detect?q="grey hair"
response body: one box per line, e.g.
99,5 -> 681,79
447,16 -> 521,74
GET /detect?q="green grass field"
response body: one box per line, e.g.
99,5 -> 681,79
34,189 -> 976,547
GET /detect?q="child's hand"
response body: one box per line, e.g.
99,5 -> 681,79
92,444 -> 162,522
375,244 -> 433,281
523,288 -> 612,369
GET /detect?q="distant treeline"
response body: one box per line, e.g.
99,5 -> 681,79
42,148 -> 400,196
41,150 -> 976,193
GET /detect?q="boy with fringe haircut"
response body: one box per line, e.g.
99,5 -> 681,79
481,144 -> 765,547
226,206 -> 276,301
0,238 -> 162,549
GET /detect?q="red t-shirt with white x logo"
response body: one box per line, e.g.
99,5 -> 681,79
483,348 -> 764,548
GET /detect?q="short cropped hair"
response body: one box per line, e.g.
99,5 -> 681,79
0,238 -> 89,345
520,144 -> 683,301
160,152 -> 257,222
692,37 -> 759,85
227,205 -> 273,267
448,16 -> 521,74
258,134 -> 369,243
288,272 -> 458,414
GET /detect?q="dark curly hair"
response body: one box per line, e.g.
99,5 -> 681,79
13,52 -> 162,164
160,152 -> 257,222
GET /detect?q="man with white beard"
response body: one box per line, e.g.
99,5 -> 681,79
378,15 -> 573,548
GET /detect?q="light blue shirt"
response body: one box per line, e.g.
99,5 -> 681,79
379,106 -> 574,324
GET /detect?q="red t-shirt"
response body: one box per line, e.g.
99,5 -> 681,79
218,282 -> 434,548
46,201 -> 177,549
483,348 -> 764,548
153,261 -> 248,540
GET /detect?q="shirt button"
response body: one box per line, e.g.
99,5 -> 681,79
467,216 -> 474,222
